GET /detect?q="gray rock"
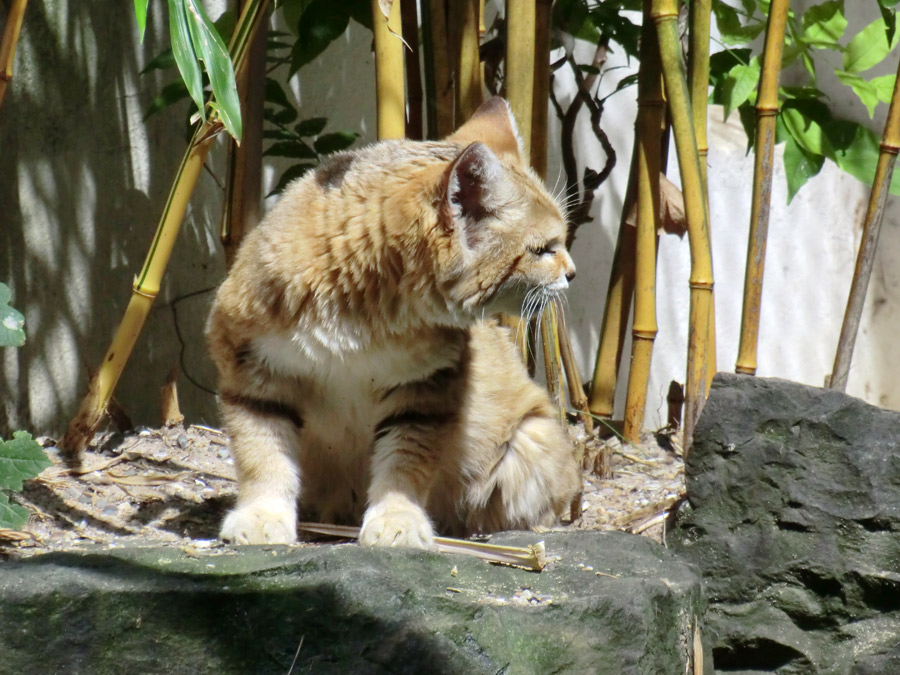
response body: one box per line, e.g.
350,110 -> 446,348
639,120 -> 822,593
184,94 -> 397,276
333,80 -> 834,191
0,531 -> 708,674
670,373 -> 900,674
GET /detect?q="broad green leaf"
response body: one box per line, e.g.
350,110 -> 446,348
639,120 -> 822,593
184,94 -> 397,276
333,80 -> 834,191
721,60 -> 760,119
212,9 -> 236,44
708,48 -> 753,87
783,134 -> 825,202
313,131 -> 359,154
713,2 -> 766,45
295,116 -> 328,137
268,163 -> 317,196
0,492 -> 29,531
263,128 -> 295,140
872,73 -> 898,106
836,70 -> 885,117
144,80 -> 190,120
167,0 -> 205,121
263,140 -> 317,159
843,15 -> 900,73
184,0 -> 242,141
346,0 -> 374,30
0,282 -> 25,348
0,431 -> 51,492
290,0 -> 351,74
781,104 -> 829,156
280,0 -> 315,36
134,0 -> 150,43
800,1 -> 847,47
264,106 -> 298,125
878,2 -> 898,44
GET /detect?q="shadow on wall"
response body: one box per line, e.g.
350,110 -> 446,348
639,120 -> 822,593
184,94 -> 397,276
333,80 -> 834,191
0,1 -> 227,436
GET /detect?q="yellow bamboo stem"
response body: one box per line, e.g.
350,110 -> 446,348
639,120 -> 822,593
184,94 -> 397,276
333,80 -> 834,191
831,57 -> 900,391
0,0 -> 28,112
452,0 -> 483,123
61,0 -> 271,457
588,148 -> 638,418
735,0 -> 789,376
373,0 -> 405,140
688,0 -> 716,386
558,309 -> 593,433
541,304 -> 566,427
623,0 -> 663,443
652,0 -> 714,451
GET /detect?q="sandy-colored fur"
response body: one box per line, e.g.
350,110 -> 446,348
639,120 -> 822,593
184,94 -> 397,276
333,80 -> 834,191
207,98 -> 580,547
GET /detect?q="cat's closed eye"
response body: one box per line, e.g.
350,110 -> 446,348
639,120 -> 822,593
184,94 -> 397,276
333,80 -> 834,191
529,243 -> 555,257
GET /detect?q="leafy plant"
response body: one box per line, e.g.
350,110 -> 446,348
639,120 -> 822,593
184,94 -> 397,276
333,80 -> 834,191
710,0 -> 900,201
0,282 -> 49,530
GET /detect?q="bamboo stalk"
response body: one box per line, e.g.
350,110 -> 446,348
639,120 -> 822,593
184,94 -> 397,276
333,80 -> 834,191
651,0 -> 714,451
452,0 -> 483,123
422,0 -> 453,138
0,0 -> 28,112
373,0 -> 405,140
530,0 -> 552,176
221,0 -> 267,268
623,0 -> 663,444
588,149 -> 638,418
735,0 -> 789,376
400,0 -> 423,139
558,309 -> 593,432
541,303 -> 566,427
688,0 -> 716,386
61,0 -> 271,458
830,57 -> 900,391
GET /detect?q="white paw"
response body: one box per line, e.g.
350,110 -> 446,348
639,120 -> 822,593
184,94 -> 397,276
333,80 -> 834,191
220,498 -> 297,545
359,501 -> 435,549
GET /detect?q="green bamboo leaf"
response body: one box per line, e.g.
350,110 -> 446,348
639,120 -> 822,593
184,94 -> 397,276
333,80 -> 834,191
0,431 -> 51,492
167,0 -> 205,121
295,117 -> 328,137
721,60 -> 760,119
313,131 -> 359,154
800,1 -> 847,47
843,15 -> 900,73
0,282 -> 25,348
184,0 -> 242,141
783,134 -> 825,202
0,492 -> 29,531
134,0 -> 150,43
263,140 -> 317,159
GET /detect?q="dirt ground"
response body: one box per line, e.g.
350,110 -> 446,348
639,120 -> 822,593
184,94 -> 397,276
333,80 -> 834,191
0,421 -> 685,559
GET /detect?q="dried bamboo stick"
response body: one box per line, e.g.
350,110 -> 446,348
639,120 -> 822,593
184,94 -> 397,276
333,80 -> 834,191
0,0 -> 28,112
651,0 -> 714,452
61,0 -> 271,458
623,0 -> 663,443
558,309 -> 593,432
830,57 -> 900,391
373,0 -> 406,140
400,0 -> 423,140
422,0 -> 454,138
541,304 -> 566,426
735,0 -> 790,376
452,0 -> 483,123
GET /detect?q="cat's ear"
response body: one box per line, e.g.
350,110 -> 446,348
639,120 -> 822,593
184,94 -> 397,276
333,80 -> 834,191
443,142 -> 504,250
446,97 -> 523,161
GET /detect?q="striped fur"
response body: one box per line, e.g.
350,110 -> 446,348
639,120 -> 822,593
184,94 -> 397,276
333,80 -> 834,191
207,98 -> 580,547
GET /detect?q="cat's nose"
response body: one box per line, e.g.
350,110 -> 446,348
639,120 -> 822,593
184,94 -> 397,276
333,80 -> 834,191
566,269 -> 576,283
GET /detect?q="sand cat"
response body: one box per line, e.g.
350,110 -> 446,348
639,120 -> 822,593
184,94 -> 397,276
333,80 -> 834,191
207,97 -> 580,548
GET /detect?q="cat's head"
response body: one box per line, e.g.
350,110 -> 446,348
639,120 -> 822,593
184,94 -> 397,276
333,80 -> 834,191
434,98 -> 576,320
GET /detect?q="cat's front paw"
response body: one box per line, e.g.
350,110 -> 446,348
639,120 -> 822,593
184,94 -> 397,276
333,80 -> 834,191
360,499 -> 435,549
220,498 -> 297,545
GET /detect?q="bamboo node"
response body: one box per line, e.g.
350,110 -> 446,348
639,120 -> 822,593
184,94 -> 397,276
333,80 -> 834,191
735,364 -> 756,375
132,286 -> 159,300
0,72 -> 11,82
688,280 -> 714,290
755,107 -> 779,117
632,329 -> 658,340
650,11 -> 679,22
879,142 -> 900,155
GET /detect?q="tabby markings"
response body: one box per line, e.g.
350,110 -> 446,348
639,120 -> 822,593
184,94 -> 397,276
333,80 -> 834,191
221,392 -> 304,430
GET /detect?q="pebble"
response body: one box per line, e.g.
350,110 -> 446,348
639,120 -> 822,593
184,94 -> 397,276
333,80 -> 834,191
218,448 -> 231,459
177,434 -> 190,449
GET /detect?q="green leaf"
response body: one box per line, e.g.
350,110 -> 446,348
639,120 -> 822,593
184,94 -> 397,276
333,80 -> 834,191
280,0 -> 315,36
212,9 -> 236,44
878,2 -> 898,44
144,80 -> 190,120
167,0 -> 205,121
263,140 -> 318,159
346,0 -> 374,30
184,0 -> 242,141
783,134 -> 825,202
268,163 -> 317,196
713,2 -> 766,45
0,492 -> 29,531
295,117 -> 328,137
721,60 -> 761,119
836,70 -> 884,117
290,0 -> 351,75
709,48 -> 753,87
781,104 -> 830,156
134,0 -> 150,43
313,131 -> 358,154
264,106 -> 298,125
843,15 -> 900,73
265,78 -> 294,110
800,1 -> 847,47
0,431 -> 51,492
0,282 -> 25,348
